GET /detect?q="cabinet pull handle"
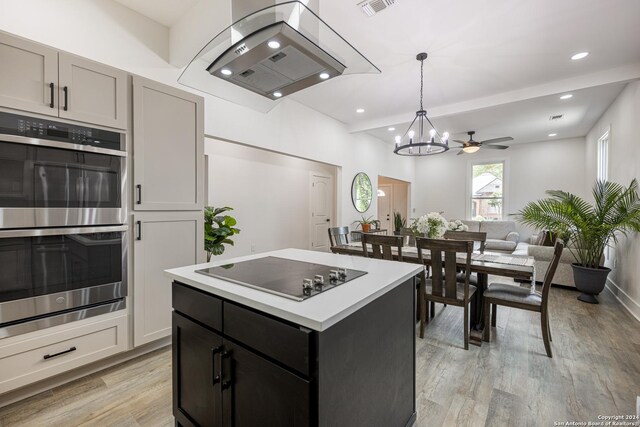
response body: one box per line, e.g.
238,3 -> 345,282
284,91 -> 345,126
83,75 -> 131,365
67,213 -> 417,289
211,346 -> 222,385
63,86 -> 68,111
136,220 -> 142,241
221,351 -> 232,390
136,184 -> 142,204
44,346 -> 76,360
49,83 -> 54,108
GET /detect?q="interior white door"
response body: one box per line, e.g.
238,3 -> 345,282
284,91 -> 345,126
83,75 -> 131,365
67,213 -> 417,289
0,33 -> 58,116
310,173 -> 333,251
133,211 -> 204,346
378,184 -> 393,233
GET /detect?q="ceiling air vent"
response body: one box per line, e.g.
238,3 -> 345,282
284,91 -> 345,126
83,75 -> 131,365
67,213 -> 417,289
549,114 -> 563,121
358,0 -> 396,17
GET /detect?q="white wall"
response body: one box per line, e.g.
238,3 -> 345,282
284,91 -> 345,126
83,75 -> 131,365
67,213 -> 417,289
205,138 -> 336,260
585,81 -> 640,320
0,0 -> 415,235
412,138 -> 588,240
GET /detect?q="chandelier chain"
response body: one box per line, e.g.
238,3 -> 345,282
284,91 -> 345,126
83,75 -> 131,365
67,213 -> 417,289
419,57 -> 424,111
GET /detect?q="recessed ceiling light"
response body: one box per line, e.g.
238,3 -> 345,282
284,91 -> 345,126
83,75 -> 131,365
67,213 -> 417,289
268,40 -> 281,49
571,52 -> 589,60
220,68 -> 232,76
548,133 -> 557,137
319,72 -> 330,80
273,91 -> 283,98
388,127 -> 395,131
560,94 -> 573,100
356,108 -> 365,113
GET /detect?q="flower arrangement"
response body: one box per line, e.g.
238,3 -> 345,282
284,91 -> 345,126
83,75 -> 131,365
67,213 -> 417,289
412,212 -> 448,239
447,219 -> 469,232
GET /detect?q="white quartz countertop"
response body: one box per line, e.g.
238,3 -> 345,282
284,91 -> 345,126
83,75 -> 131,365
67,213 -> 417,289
164,248 -> 423,331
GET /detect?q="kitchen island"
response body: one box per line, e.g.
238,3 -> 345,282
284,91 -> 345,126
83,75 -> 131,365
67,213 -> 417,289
165,248 -> 422,427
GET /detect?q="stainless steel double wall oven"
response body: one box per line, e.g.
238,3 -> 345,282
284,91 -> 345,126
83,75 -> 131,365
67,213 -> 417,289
0,110 -> 128,337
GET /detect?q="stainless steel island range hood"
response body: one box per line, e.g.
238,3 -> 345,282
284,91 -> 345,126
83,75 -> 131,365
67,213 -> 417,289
179,0 -> 379,111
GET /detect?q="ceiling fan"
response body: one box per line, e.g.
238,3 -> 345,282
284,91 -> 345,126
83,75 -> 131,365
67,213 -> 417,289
453,131 -> 513,155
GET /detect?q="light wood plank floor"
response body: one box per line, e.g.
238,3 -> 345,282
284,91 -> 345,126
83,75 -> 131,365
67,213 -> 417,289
1,281 -> 639,427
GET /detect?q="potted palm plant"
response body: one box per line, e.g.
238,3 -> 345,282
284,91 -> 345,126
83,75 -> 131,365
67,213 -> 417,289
353,215 -> 380,233
517,179 -> 640,304
204,206 -> 240,262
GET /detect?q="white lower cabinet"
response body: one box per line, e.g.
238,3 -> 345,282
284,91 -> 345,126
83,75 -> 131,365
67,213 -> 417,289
0,313 -> 128,394
133,211 -> 204,347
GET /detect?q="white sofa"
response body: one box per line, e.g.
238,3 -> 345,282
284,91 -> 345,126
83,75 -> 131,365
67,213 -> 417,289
527,244 -> 576,288
461,220 -> 521,253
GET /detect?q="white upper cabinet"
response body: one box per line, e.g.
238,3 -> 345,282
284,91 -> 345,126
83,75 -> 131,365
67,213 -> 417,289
132,76 -> 204,211
0,32 -> 127,129
58,53 -> 128,129
0,32 -> 58,116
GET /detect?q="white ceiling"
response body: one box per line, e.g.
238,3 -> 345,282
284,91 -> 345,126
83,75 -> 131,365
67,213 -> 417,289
111,0 -> 640,143
366,82 -> 627,146
113,0 -> 199,27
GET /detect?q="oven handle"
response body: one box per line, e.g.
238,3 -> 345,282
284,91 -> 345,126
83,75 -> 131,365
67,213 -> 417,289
0,225 -> 128,238
0,133 -> 127,157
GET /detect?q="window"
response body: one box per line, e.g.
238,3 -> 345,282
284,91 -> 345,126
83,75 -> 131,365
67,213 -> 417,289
597,128 -> 609,181
469,162 -> 504,220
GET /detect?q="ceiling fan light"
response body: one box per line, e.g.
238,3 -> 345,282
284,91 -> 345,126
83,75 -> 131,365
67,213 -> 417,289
463,145 -> 480,154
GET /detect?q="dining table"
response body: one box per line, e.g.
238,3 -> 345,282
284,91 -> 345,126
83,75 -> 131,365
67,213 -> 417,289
331,241 -> 536,345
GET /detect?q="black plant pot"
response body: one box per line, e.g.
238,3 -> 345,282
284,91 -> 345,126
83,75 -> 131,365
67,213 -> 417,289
571,263 -> 611,304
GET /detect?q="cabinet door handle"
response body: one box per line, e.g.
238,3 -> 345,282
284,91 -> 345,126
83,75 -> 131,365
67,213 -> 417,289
49,83 -> 55,108
44,346 -> 76,360
221,351 -> 232,390
136,220 -> 142,241
136,184 -> 142,205
63,86 -> 68,111
211,346 -> 222,385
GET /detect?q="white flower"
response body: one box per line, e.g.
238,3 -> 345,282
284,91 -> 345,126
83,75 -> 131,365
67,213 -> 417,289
447,219 -> 469,232
412,212 -> 448,238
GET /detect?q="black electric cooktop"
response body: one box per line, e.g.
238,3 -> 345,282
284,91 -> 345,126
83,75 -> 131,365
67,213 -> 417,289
195,256 -> 367,301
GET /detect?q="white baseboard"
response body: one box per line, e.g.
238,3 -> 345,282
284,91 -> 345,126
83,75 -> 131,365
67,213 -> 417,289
0,337 -> 171,408
605,277 -> 640,323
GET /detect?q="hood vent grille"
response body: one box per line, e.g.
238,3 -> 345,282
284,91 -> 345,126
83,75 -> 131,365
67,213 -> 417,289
359,0 -> 396,17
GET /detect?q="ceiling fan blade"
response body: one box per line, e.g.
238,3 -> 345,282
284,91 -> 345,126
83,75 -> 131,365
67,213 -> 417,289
481,137 -> 514,144
482,144 -> 509,150
452,140 -> 466,144
457,150 -> 466,155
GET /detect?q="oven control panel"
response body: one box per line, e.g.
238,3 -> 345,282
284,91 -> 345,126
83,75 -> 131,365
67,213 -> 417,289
0,111 -> 123,151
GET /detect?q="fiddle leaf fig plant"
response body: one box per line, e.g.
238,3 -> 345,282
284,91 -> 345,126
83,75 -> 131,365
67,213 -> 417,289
205,206 -> 240,261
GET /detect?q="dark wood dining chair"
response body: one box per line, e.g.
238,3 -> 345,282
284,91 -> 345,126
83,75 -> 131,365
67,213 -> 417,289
482,241 -> 563,357
444,230 -> 487,254
361,233 -> 404,261
416,237 -> 475,349
328,226 -> 350,246
444,230 -> 487,285
398,227 -> 417,247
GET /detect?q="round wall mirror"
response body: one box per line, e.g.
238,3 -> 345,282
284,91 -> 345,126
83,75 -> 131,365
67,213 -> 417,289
351,172 -> 373,213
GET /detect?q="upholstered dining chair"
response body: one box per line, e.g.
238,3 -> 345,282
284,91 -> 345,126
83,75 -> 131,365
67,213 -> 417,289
328,226 -> 350,247
444,230 -> 487,286
416,237 -> 475,349
361,233 -> 404,262
482,241 -> 563,357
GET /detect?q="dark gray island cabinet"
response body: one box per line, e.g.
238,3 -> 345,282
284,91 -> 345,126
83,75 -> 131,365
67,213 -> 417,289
166,249 -> 422,427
